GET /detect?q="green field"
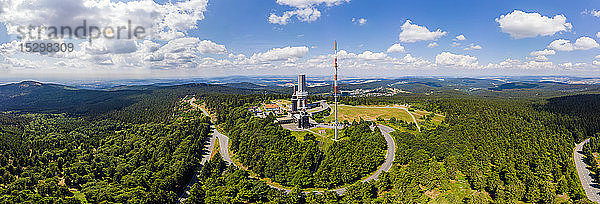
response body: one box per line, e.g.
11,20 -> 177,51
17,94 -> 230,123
325,105 -> 414,123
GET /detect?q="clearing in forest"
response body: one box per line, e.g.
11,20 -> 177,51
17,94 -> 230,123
324,105 -> 414,123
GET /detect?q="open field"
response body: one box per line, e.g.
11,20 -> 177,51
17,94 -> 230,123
325,105 -> 413,123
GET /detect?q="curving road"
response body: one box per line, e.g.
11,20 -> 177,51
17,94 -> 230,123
367,125 -> 396,180
574,138 -> 600,202
178,99 -> 218,202
327,124 -> 397,194
186,98 -> 396,196
189,98 -> 234,164
179,98 -> 234,202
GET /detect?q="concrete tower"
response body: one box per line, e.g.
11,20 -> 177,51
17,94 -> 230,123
291,74 -> 310,129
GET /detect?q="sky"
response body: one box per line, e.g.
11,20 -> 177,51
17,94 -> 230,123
1,0 -> 600,80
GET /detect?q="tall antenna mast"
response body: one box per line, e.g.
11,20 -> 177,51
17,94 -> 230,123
334,41 -> 338,141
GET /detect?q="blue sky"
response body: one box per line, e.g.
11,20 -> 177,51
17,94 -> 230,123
195,0 -> 600,62
1,0 -> 600,79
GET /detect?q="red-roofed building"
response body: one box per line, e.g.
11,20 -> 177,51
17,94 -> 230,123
264,104 -> 279,111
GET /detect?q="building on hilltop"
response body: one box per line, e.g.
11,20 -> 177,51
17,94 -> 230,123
290,74 -> 311,129
264,103 -> 279,111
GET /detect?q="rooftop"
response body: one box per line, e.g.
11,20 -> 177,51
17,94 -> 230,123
264,104 -> 279,109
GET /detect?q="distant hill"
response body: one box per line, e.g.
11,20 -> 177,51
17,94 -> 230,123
2,78 -> 599,120
222,82 -> 280,90
0,81 -> 143,115
0,81 -> 268,122
489,82 -> 538,91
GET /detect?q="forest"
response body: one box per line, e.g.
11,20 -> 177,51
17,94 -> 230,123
193,93 -> 600,203
389,98 -> 588,203
199,94 -> 387,189
582,135 -> 600,184
0,107 -> 212,203
0,113 -> 213,202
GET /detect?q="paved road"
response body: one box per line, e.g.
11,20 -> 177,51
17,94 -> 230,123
188,98 -> 234,164
185,98 -> 397,196
574,138 -> 600,202
178,98 -> 218,202
328,124 -> 396,194
213,126 -> 233,164
365,125 -> 396,180
309,100 -> 331,115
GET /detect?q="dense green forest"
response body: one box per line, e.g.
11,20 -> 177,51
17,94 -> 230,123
0,82 -> 274,123
199,94 -> 386,189
184,151 -> 390,203
389,99 -> 587,203
541,94 -> 600,138
196,93 -> 600,203
0,108 -> 211,203
582,135 -> 600,184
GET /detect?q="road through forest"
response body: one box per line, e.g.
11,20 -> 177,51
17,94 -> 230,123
184,98 -> 396,197
574,139 -> 600,202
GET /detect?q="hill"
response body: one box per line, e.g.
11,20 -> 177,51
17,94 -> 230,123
0,81 -> 271,123
0,81 -> 143,115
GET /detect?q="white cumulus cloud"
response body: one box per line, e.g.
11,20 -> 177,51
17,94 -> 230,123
0,0 -> 209,41
530,49 -> 556,56
197,40 -> 227,54
435,52 -> 478,67
269,7 -> 321,25
584,9 -> 600,17
548,37 -> 599,51
357,51 -> 387,60
251,46 -> 309,61
358,18 -> 367,25
427,42 -> 439,48
398,20 -> 447,43
269,0 -> 348,25
352,17 -> 367,26
464,44 -> 482,51
275,0 -> 349,8
548,39 -> 574,51
496,10 -> 572,39
531,55 -> 548,62
455,35 -> 466,41
386,44 -> 405,53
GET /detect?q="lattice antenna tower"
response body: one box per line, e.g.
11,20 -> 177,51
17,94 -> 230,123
334,41 -> 339,141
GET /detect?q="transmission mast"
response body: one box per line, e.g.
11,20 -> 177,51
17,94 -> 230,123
334,41 -> 338,141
